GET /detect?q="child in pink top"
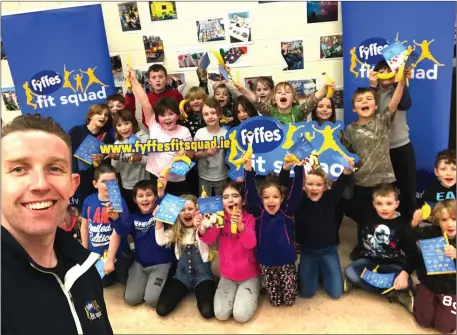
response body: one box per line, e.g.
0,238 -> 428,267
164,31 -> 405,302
128,67 -> 193,196
198,181 -> 260,323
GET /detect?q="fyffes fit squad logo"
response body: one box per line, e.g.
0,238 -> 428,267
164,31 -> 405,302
348,33 -> 444,80
23,64 -> 108,110
225,116 -> 359,180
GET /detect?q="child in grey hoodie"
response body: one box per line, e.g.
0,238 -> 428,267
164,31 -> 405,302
110,109 -> 150,211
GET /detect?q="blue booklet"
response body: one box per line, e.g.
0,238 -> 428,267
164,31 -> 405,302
360,268 -> 396,289
381,41 -> 407,72
77,159 -> 91,171
227,167 -> 245,181
219,64 -> 230,81
154,193 -> 187,225
103,179 -> 123,212
419,237 -> 456,275
95,257 -> 106,279
288,136 -> 315,161
198,196 -> 224,214
169,161 -> 196,177
127,134 -> 140,145
200,52 -> 210,69
74,135 -> 102,165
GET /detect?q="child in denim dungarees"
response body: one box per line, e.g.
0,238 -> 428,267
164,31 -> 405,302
155,194 -> 215,319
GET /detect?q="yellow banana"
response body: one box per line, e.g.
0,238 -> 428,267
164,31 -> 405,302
179,99 -> 188,120
125,55 -> 132,89
220,116 -> 231,125
322,72 -> 334,98
231,142 -> 252,166
376,72 -> 396,80
210,50 -> 225,66
201,186 -> 208,198
173,155 -> 192,166
372,265 -> 379,273
157,166 -> 171,190
421,202 -> 432,220
231,204 -> 238,234
284,153 -> 300,164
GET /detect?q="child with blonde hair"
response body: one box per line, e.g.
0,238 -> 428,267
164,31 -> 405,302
155,193 -> 215,319
235,81 -> 334,124
410,199 -> 456,333
180,86 -> 208,137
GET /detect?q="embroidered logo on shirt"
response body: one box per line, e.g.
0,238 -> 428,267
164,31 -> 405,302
84,300 -> 102,321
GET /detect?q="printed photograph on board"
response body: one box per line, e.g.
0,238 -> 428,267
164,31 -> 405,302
228,12 -> 252,44
306,1 -> 338,24
244,76 -> 273,91
281,39 -> 304,71
1,40 -> 6,60
118,2 -> 141,32
167,73 -> 186,91
149,1 -> 177,21
177,48 -> 205,69
320,34 -> 343,59
288,79 -> 317,98
196,18 -> 226,43
110,55 -> 124,87
115,86 -> 124,95
143,35 -> 165,63
1,87 -> 20,111
220,45 -> 250,67
134,68 -> 153,93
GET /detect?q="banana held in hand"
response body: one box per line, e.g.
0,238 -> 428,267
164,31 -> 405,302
179,100 -> 188,120
231,142 -> 253,166
322,72 -> 334,98
231,204 -> 238,234
220,116 -> 231,125
173,155 -> 192,166
201,186 -> 208,198
284,153 -> 300,164
421,202 -> 432,220
376,72 -> 396,80
157,166 -> 171,190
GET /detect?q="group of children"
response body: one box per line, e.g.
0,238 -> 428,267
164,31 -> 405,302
61,61 -> 456,333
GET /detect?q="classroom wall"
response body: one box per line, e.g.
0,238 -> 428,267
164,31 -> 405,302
1,1 -> 343,124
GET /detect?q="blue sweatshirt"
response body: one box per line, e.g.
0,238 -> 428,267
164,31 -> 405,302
111,210 -> 175,268
245,165 -> 303,266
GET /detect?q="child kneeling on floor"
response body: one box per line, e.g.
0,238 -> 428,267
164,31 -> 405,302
111,179 -> 176,307
343,183 -> 417,313
410,199 -> 456,333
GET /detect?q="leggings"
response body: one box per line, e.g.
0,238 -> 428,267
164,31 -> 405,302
260,264 -> 298,307
156,278 -> 215,319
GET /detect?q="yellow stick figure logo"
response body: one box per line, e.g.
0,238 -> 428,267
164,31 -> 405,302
74,73 -> 84,93
349,47 -> 365,78
227,130 -> 247,171
312,124 -> 352,160
413,39 -> 444,67
282,124 -> 305,149
22,81 -> 40,109
80,66 -> 108,93
62,64 -> 76,93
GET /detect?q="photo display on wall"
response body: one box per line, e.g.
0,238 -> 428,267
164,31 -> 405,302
1,87 -> 20,111
196,18 -> 226,43
177,47 -> 206,70
149,1 -> 177,21
228,12 -> 252,44
143,35 -> 165,64
118,2 -> 142,32
306,1 -> 338,24
110,55 -> 124,87
320,34 -> 343,59
288,79 -> 317,98
281,39 -> 304,71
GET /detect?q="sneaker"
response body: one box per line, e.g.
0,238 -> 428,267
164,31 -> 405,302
388,290 -> 414,314
343,278 -> 354,293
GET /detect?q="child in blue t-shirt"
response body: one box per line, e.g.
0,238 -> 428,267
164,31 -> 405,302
111,179 -> 176,308
80,164 -> 132,287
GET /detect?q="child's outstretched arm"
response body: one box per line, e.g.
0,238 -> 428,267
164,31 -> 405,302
154,220 -> 172,246
104,230 -> 121,275
397,84 -> 412,111
234,82 -> 271,116
283,164 -> 304,216
110,213 -> 134,237
389,69 -> 410,113
243,160 -> 263,218
128,67 -> 154,125
297,82 -> 334,120
80,218 -> 89,248
328,158 -> 354,203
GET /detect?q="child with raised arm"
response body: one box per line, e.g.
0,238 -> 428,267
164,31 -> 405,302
194,98 -> 228,196
244,157 -> 304,306
124,64 -> 183,129
279,158 -> 354,300
155,194 -> 215,319
410,200 -> 456,334
235,81 -> 334,124
128,67 -> 194,196
342,72 -> 409,258
343,184 -> 417,313
198,181 -> 260,323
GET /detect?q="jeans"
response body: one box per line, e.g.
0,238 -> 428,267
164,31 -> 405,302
299,246 -> 343,299
344,258 -> 412,295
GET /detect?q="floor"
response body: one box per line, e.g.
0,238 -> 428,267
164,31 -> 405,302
104,218 -> 437,334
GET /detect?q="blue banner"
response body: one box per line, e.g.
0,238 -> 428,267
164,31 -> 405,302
342,2 -> 456,199
224,116 -> 359,180
1,4 -> 115,132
